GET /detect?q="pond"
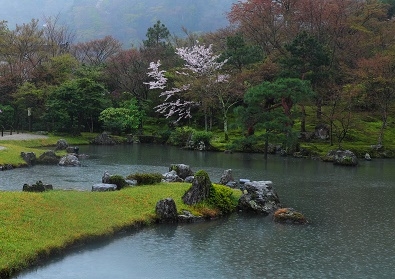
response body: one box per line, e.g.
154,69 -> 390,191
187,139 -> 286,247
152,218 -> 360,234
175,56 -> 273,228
6,144 -> 395,278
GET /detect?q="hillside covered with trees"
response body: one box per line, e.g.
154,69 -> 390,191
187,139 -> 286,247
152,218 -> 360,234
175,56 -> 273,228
1,0 -> 395,158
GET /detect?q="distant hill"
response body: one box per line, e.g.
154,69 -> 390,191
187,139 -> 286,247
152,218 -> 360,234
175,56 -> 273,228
0,0 -> 237,46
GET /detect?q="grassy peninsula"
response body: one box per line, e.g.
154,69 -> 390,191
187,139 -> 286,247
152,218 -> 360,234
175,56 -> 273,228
0,182 -> 241,278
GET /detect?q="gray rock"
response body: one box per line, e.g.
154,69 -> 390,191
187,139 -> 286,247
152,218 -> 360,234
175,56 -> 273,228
184,176 -> 194,183
23,181 -> 53,192
219,169 -> 234,185
226,181 -> 239,188
155,198 -> 178,222
238,181 -> 281,215
56,139 -> 68,150
37,150 -> 60,165
333,150 -> 358,166
91,132 -> 117,145
102,171 -> 111,183
162,170 -> 183,182
182,170 -> 211,205
323,149 -> 358,166
315,124 -> 330,140
92,183 -> 117,192
365,153 -> 372,161
58,154 -> 81,167
21,152 -> 36,165
178,210 -> 204,223
169,164 -> 194,179
125,179 -> 137,186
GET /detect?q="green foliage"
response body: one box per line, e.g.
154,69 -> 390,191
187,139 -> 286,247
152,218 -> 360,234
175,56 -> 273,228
207,184 -> 238,214
0,105 -> 14,128
229,135 -> 259,152
143,20 -> 171,48
191,130 -> 213,146
46,77 -> 110,134
126,172 -> 163,185
99,98 -> 143,135
108,175 -> 128,190
221,34 -> 263,71
167,126 -> 194,146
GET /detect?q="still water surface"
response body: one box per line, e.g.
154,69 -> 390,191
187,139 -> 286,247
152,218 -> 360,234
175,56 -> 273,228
5,144 -> 395,278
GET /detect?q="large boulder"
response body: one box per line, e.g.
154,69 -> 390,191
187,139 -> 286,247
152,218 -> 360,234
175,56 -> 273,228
58,154 -> 81,167
55,139 -> 68,150
23,181 -> 53,192
155,198 -> 178,223
334,150 -> 358,166
219,169 -> 234,185
273,208 -> 307,225
238,181 -> 281,215
169,164 -> 194,179
37,150 -> 60,165
323,150 -> 358,166
91,132 -> 117,145
21,152 -> 36,165
182,170 -> 212,205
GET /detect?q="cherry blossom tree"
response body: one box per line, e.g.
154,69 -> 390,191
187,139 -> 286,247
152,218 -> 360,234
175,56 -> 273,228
146,43 -> 230,132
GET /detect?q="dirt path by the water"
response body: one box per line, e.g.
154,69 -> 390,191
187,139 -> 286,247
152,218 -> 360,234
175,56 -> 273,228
0,133 -> 49,150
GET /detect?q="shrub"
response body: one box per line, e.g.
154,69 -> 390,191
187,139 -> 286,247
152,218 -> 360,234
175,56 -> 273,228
108,175 -> 128,190
207,184 -> 238,214
167,126 -> 195,146
191,130 -> 213,146
126,172 -> 163,185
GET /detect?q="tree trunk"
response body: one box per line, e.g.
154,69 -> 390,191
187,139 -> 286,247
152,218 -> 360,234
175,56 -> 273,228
204,110 -> 208,131
223,114 -> 228,141
300,104 -> 306,133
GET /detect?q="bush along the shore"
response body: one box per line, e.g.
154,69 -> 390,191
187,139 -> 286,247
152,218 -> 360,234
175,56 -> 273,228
126,172 -> 163,185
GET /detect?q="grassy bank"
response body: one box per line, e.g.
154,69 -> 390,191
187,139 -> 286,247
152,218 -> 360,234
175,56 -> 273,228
0,184 -> 241,278
0,133 -> 94,167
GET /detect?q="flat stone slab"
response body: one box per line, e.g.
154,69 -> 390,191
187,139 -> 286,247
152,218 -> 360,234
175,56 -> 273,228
92,183 -> 117,192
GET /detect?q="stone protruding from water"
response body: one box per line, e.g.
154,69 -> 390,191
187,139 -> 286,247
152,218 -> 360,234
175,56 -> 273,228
219,169 -> 238,188
322,149 -> 358,166
58,154 -> 81,167
169,164 -> 194,179
238,181 -> 281,215
273,208 -> 307,225
155,198 -> 178,223
182,170 -> 211,205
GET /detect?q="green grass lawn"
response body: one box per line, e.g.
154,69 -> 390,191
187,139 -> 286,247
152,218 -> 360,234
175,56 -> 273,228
0,133 -> 94,166
0,184 -> 241,278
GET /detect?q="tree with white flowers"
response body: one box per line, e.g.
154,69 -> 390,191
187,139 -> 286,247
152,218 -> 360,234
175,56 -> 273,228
146,43 -> 235,138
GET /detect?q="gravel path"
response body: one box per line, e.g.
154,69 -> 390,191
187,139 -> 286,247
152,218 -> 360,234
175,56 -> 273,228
0,133 -> 49,141
0,133 -> 49,150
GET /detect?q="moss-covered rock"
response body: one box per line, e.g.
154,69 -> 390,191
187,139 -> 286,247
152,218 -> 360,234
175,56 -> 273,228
182,170 -> 211,205
273,208 -> 307,224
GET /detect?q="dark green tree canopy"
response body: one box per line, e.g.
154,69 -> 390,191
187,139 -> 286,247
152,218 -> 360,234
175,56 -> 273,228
143,20 -> 171,48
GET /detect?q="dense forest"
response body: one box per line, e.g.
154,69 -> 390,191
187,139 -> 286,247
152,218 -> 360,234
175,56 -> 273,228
1,0 -> 395,156
0,0 -> 237,45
